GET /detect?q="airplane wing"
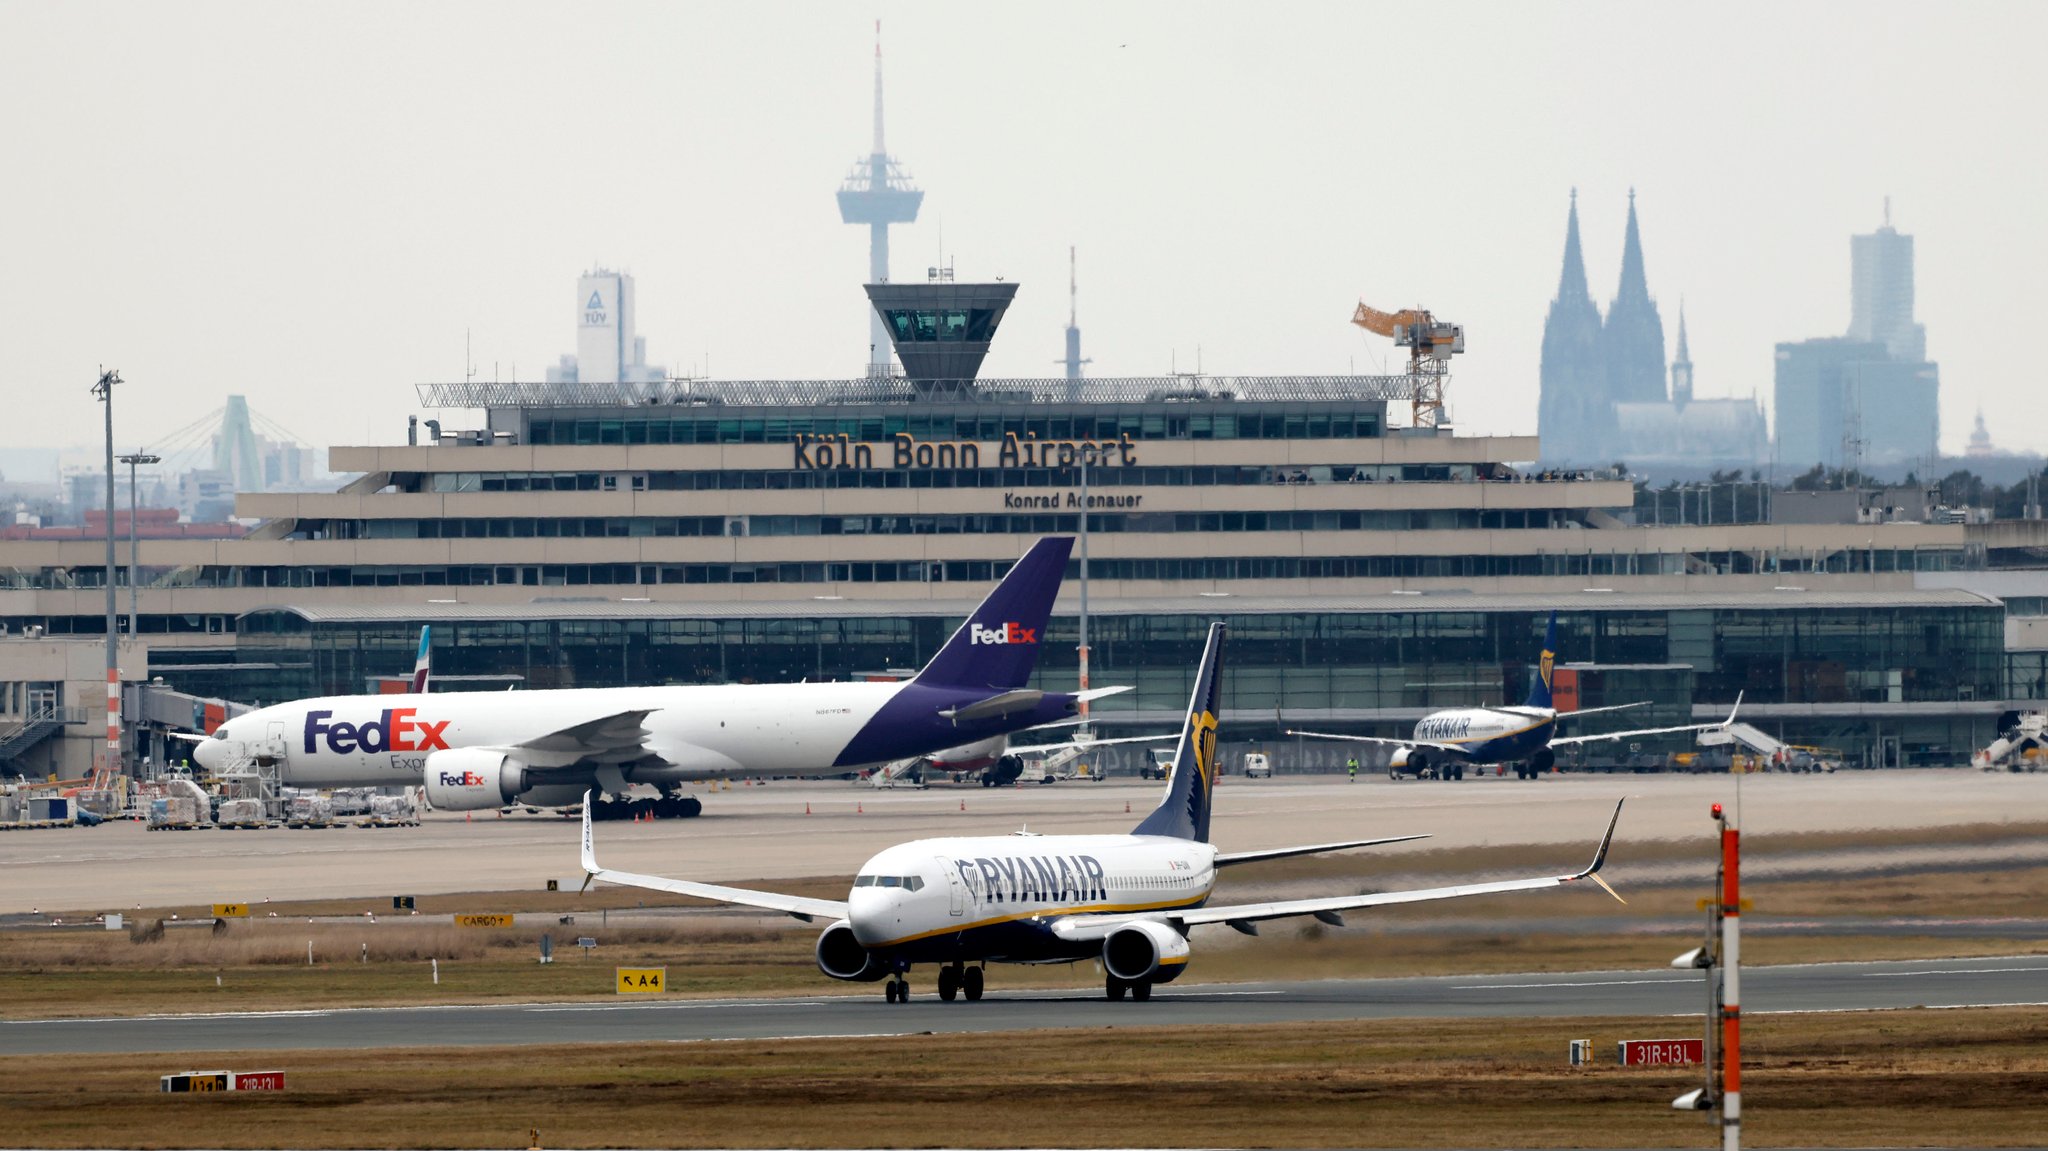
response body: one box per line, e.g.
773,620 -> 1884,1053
1284,730 -> 1470,755
1050,800 -> 1625,941
1548,694 -> 1743,749
1555,700 -> 1651,720
1214,834 -> 1430,867
577,795 -> 848,923
1004,730 -> 1180,755
494,708 -> 658,768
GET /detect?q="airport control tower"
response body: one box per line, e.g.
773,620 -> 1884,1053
837,23 -> 923,376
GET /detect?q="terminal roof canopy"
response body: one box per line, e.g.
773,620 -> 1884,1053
865,282 -> 1018,386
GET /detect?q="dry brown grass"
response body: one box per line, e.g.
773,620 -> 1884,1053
4,1008 -> 2044,1148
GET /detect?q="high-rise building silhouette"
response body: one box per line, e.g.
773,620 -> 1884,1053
1775,207 -> 1939,470
1848,200 -> 1926,363
836,23 -> 923,375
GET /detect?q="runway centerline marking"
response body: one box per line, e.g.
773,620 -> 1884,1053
1455,978 -> 1695,990
525,1000 -> 833,1014
1859,966 -> 2048,978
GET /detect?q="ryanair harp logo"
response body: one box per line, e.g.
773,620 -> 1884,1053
1192,709 -> 1219,792
1539,649 -> 1555,689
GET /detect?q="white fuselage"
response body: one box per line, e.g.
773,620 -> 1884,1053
846,833 -> 1217,959
1408,705 -> 1556,763
200,681 -> 905,788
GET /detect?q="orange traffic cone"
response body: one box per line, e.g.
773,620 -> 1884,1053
959,799 -> 966,812
857,802 -> 864,814
804,802 -> 812,815
1124,800 -> 1130,813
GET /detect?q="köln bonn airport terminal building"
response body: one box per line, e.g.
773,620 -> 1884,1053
7,278 -> 2048,777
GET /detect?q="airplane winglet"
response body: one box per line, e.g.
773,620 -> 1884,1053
1722,691 -> 1745,727
1576,797 -> 1627,879
579,790 -> 600,884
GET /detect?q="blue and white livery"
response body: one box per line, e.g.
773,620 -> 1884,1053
579,621 -> 1629,1003
1291,611 -> 1741,780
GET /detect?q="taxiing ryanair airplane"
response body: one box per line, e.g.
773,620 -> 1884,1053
579,621 -> 1628,1002
1290,611 -> 1741,780
194,537 -> 1119,818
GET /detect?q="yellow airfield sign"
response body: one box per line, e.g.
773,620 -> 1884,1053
616,967 -> 667,994
455,913 -> 516,928
211,903 -> 249,918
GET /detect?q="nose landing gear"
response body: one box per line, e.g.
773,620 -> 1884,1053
884,977 -> 911,1003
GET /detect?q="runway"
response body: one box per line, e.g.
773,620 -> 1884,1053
8,955 -> 2043,1055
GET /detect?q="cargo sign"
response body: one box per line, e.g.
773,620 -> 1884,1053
616,967 -> 666,994
211,903 -> 249,918
1617,1038 -> 1705,1066
454,914 -> 515,928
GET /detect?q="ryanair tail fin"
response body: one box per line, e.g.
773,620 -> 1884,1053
1132,621 -> 1226,843
1524,610 -> 1557,711
911,536 -> 1072,692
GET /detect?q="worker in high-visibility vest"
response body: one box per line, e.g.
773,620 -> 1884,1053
1346,756 -> 1358,782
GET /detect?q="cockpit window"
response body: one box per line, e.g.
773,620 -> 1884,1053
212,730 -> 229,740
852,874 -> 924,891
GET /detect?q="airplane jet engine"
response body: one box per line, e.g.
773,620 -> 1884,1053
1391,746 -> 1427,777
1102,920 -> 1190,984
421,748 -> 529,810
815,920 -> 890,982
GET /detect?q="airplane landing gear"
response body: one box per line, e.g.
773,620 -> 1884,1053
884,977 -> 911,1003
938,965 -> 961,1002
962,965 -> 984,1001
590,793 -> 703,820
1106,976 -> 1153,1001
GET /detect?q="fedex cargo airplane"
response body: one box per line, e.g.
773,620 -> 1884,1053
1291,611 -> 1740,780
194,537 -> 1118,818
580,621 -> 1629,1003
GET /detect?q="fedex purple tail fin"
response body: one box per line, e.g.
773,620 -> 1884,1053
1524,611 -> 1556,710
910,536 -> 1072,692
1133,621 -> 1225,843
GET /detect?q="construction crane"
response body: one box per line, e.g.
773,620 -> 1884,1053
1351,303 -> 1464,428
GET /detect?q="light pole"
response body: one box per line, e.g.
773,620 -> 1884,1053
91,369 -> 122,778
117,451 -> 159,636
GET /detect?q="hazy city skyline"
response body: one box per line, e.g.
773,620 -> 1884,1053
5,1 -> 2043,469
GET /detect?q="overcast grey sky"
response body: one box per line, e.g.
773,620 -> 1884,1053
4,1 -> 2043,470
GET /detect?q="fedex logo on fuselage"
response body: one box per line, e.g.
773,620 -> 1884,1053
303,708 -> 451,756
969,621 -> 1037,645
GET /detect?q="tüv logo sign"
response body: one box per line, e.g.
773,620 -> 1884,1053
969,621 -> 1038,645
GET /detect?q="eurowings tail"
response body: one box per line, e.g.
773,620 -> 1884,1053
1131,620 -> 1226,843
910,536 -> 1072,693
411,625 -> 432,694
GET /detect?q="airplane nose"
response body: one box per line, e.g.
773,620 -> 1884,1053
192,738 -> 221,772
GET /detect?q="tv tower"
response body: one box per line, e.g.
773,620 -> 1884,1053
836,21 -> 923,375
1059,246 -> 1091,382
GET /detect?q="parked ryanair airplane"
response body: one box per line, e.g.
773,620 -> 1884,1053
579,621 -> 1628,1003
195,537 -> 1119,818
1290,611 -> 1741,780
